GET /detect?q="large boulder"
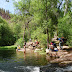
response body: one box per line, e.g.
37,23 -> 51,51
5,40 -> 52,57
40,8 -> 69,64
50,53 -> 72,66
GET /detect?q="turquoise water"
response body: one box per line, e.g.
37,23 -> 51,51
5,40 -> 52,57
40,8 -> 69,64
0,49 -> 72,72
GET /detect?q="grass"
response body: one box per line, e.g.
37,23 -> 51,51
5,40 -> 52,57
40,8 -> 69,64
0,45 -> 17,50
69,46 -> 72,48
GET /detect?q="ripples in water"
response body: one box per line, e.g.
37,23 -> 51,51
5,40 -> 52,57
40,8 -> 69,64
0,50 -> 72,72
14,66 -> 40,72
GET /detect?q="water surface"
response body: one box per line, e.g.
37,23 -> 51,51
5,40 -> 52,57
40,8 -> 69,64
0,49 -> 72,72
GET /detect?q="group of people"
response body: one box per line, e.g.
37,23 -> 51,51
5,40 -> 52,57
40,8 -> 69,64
49,41 -> 58,52
16,37 -> 64,55
46,37 -> 64,54
16,39 -> 39,53
32,40 -> 39,49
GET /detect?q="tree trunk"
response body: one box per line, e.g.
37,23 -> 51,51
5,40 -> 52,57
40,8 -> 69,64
47,28 -> 49,48
23,19 -> 32,42
45,0 -> 49,48
27,24 -> 31,39
23,23 -> 26,43
23,29 -> 26,40
64,0 -> 68,16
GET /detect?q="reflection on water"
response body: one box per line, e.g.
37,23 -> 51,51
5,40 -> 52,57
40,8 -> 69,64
0,50 -> 16,59
0,49 -> 72,72
0,49 -> 47,72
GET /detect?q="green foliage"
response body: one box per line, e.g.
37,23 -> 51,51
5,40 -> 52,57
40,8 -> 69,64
10,15 -> 24,41
0,0 -> 71,49
13,23 -> 21,40
39,34 -> 47,48
15,38 -> 24,47
0,16 -> 7,24
0,45 -> 17,50
13,0 -> 58,48
31,27 -> 47,48
11,0 -> 72,48
58,12 -> 72,46
0,17 -> 15,46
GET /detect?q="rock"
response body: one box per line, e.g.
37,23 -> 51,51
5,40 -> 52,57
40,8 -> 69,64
59,61 -> 72,66
28,46 -> 33,49
50,57 -> 63,63
46,48 -> 70,60
46,49 -> 49,54
35,48 -> 41,51
41,48 -> 43,50
57,46 -> 71,50
46,55 -> 51,61
57,50 -> 68,58
50,53 -> 72,66
62,46 -> 70,50
52,37 -> 57,42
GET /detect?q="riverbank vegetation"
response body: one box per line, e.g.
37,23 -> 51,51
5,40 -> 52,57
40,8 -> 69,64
0,0 -> 72,49
0,45 -> 17,49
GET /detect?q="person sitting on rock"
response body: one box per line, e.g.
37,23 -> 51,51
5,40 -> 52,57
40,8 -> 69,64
53,43 -> 58,52
49,41 -> 54,51
36,41 -> 39,46
16,45 -> 21,51
49,42 -> 59,57
49,41 -> 58,52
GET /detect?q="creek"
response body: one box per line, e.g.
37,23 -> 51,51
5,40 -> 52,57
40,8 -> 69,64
0,49 -> 72,72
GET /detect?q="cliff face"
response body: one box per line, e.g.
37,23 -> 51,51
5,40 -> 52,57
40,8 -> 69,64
0,8 -> 11,20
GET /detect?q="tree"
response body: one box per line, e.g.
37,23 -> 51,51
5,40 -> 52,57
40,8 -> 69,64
63,0 -> 72,16
30,0 -> 58,48
58,12 -> 72,46
14,0 -> 33,44
0,17 -> 15,46
13,0 -> 72,47
13,0 -> 59,48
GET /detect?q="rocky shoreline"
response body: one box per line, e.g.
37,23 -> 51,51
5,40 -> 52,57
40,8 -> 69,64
16,42 -> 72,66
46,46 -> 72,66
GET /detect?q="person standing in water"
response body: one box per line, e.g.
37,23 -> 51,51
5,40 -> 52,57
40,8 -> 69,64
57,37 -> 64,50
24,42 -> 26,53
